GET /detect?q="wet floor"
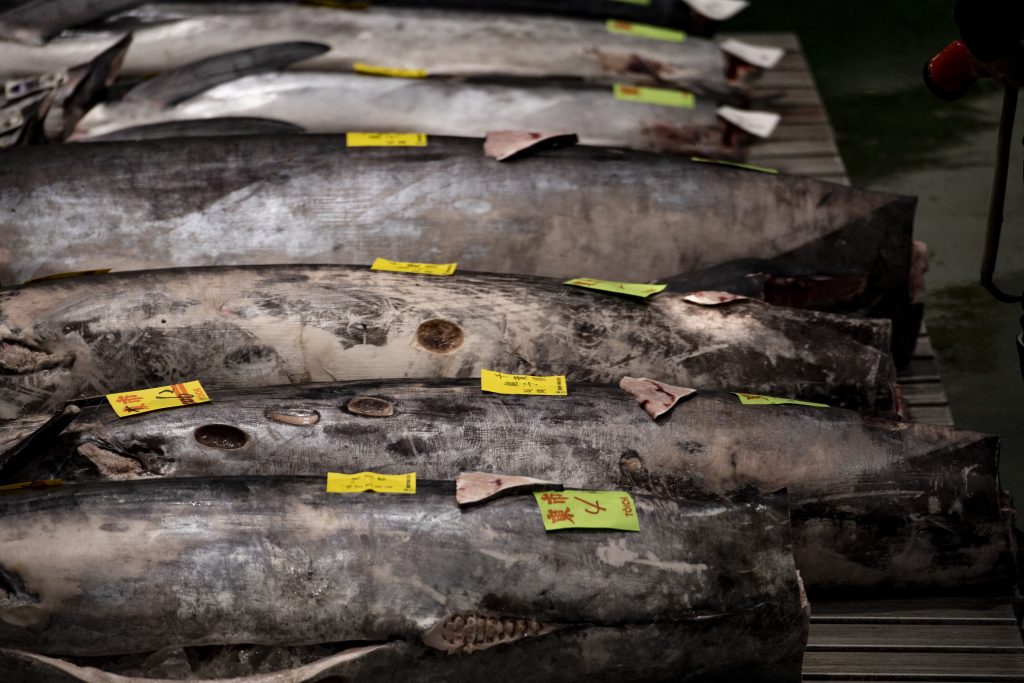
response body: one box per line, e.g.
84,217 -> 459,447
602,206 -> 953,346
735,2 -> 1024,499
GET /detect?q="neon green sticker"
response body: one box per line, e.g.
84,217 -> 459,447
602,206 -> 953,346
690,156 -> 779,174
606,20 -> 686,43
613,84 -> 695,108
733,393 -> 828,408
564,277 -> 666,298
534,490 -> 640,532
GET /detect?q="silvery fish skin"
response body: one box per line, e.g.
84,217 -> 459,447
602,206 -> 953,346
0,136 -> 915,310
0,3 -> 738,98
0,477 -> 807,683
72,70 -> 744,155
1,380 -> 1009,594
0,265 -> 896,419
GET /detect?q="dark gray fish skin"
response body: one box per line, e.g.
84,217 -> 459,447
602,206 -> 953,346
0,477 -> 806,680
0,0 -> 140,44
4,379 -> 1010,595
121,40 -> 329,106
85,116 -> 304,140
0,135 -> 915,316
0,264 -> 896,418
370,0 -> 700,31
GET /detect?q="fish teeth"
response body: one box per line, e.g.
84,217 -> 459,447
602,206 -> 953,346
422,612 -> 558,654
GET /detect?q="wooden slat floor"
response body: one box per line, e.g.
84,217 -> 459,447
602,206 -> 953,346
725,32 -> 1020,680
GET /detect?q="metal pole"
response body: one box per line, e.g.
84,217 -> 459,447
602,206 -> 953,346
980,86 -> 1021,303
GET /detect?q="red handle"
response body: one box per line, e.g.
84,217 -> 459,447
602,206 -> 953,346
924,40 -> 977,100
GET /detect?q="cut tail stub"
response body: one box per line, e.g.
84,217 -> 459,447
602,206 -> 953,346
422,613 -> 559,654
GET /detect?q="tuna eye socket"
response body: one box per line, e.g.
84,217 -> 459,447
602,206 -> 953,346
194,424 -> 249,450
345,396 -> 395,417
416,319 -> 464,353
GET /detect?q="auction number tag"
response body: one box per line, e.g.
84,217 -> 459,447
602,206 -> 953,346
564,277 -> 666,298
346,132 -> 427,147
613,83 -> 695,108
326,471 -> 416,494
481,369 -> 567,396
106,380 -> 210,418
733,392 -> 828,408
534,490 -> 640,532
354,62 -> 428,78
371,258 -> 456,276
606,20 -> 686,43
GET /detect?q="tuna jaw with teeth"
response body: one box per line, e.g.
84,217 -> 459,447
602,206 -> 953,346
422,613 -> 559,654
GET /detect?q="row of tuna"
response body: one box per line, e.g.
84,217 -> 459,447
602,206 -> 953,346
0,2 -> 779,152
0,2 -> 1014,681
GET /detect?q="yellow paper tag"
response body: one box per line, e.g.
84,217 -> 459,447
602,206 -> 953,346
534,490 -> 639,532
0,479 -> 63,494
24,269 -> 111,284
613,83 -> 695,108
690,156 -> 778,174
371,257 -> 456,276
733,392 -> 828,408
480,369 -> 567,396
326,472 -> 416,494
606,20 -> 685,42
564,277 -> 666,298
346,132 -> 427,147
354,62 -> 428,79
106,380 -> 210,417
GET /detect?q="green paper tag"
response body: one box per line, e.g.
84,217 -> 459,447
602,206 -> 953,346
564,277 -> 666,298
733,392 -> 828,408
534,490 -> 640,532
613,84 -> 695,108
606,20 -> 686,43
690,156 -> 778,174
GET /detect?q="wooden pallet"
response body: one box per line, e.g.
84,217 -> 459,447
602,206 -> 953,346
724,32 -> 1019,679
721,31 -> 850,184
807,597 -> 1024,681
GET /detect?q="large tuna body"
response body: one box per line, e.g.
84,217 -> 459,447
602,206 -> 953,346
2,380 -> 1010,594
0,136 -> 915,317
0,4 -> 738,97
0,477 -> 807,681
72,70 -> 751,157
0,265 -> 895,418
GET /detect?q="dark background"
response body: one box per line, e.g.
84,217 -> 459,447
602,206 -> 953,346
734,1 -> 1024,501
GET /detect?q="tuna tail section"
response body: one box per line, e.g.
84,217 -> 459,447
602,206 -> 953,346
44,33 -> 132,141
121,41 -> 331,107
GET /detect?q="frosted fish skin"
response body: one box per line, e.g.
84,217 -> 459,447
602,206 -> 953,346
0,264 -> 895,419
0,136 -> 915,318
0,476 -> 807,683
73,71 -> 739,156
3,380 -> 1009,594
0,3 -> 736,98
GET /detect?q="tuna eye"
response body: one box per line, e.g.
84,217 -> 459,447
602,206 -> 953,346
194,424 -> 249,449
345,396 -> 395,417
